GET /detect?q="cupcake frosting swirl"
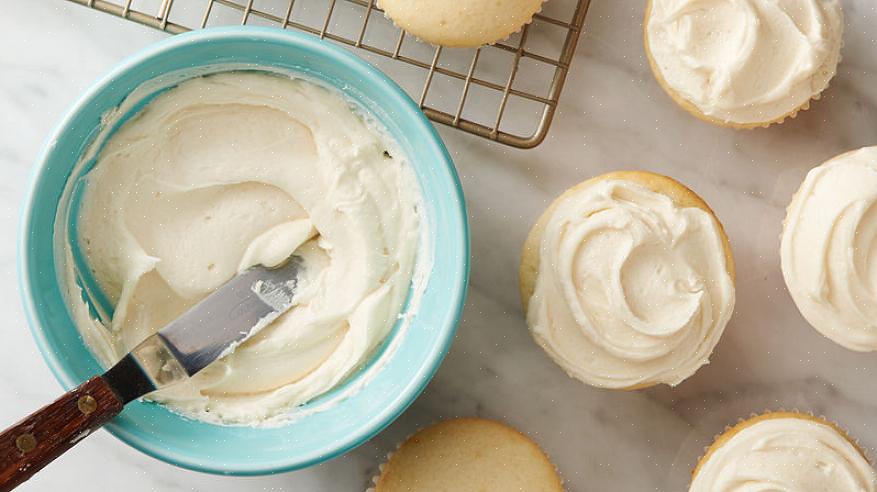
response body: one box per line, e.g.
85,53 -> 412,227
690,417 -> 877,492
782,146 -> 877,352
646,0 -> 843,124
527,179 -> 735,389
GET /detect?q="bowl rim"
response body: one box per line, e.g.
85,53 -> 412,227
18,26 -> 469,475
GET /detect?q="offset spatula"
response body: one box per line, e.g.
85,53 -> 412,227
0,257 -> 303,491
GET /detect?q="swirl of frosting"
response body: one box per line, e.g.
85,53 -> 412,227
782,147 -> 877,352
526,177 -> 735,389
690,415 -> 877,492
645,0 -> 843,125
67,72 -> 425,424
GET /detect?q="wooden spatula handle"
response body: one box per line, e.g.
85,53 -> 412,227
0,376 -> 123,491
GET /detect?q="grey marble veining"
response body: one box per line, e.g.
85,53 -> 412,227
2,0 -> 877,490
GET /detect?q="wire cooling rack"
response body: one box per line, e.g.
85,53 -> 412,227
64,0 -> 592,148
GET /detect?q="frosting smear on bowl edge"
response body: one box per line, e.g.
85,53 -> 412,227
66,71 -> 425,425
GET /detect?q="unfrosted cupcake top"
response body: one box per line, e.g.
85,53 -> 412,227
378,0 -> 544,48
645,0 -> 843,125
690,416 -> 876,492
782,146 -> 877,352
526,178 -> 735,389
372,418 -> 562,492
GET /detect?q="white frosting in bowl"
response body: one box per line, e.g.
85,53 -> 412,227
645,0 -> 843,125
690,416 -> 877,492
66,71 -> 425,425
782,146 -> 877,352
526,179 -> 735,389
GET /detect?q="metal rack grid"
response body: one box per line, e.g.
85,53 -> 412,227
65,0 -> 592,148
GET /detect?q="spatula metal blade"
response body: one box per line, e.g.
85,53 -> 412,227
102,257 -> 302,403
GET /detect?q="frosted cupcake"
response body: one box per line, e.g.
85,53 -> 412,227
691,412 -> 876,491
520,171 -> 735,390
782,146 -> 877,351
378,0 -> 544,48
644,0 -> 844,128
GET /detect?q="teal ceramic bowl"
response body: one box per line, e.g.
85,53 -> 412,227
19,27 -> 468,475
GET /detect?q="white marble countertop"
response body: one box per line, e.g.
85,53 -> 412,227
3,1 -> 877,490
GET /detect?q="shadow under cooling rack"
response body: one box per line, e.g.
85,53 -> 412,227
64,0 -> 592,149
